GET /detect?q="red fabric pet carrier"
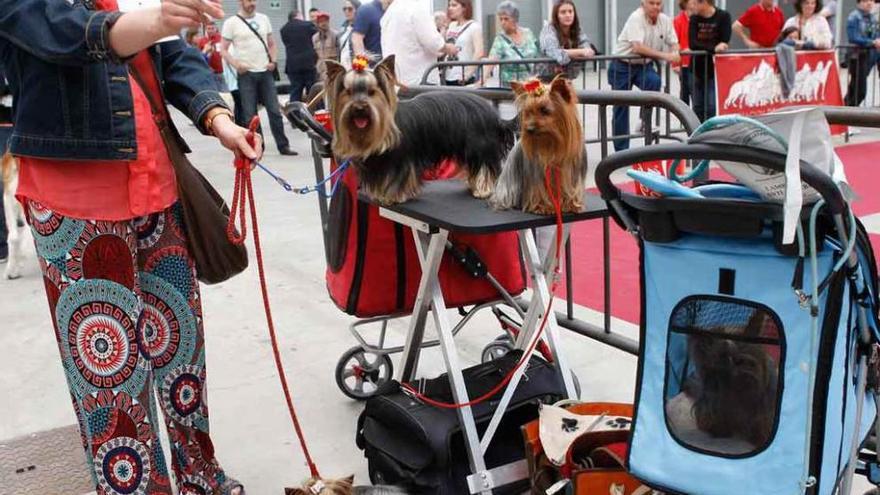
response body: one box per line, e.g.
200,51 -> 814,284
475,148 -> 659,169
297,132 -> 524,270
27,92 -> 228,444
325,160 -> 527,317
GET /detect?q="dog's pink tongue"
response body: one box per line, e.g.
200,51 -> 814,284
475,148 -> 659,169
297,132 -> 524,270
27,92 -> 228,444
354,117 -> 369,129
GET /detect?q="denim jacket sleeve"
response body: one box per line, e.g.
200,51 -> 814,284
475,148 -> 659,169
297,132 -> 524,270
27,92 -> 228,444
847,12 -> 874,47
0,0 -> 123,66
158,38 -> 229,135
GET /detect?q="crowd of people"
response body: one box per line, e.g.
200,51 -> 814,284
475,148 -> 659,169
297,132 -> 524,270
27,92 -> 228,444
171,0 -> 880,157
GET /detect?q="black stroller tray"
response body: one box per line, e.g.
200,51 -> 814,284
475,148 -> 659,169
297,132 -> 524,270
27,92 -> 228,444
365,180 -> 609,234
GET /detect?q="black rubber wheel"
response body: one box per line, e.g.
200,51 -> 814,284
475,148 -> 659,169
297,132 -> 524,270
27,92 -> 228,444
481,334 -> 515,363
335,346 -> 394,400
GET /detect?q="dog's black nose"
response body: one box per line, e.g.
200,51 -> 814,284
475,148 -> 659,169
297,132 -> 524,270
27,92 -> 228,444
526,125 -> 537,134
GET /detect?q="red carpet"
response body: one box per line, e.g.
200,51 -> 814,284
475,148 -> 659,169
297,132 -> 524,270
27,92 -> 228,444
559,143 -> 880,324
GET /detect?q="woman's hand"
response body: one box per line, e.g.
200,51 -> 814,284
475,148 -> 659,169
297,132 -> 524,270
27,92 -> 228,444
111,1 -> 225,57
211,114 -> 263,163
156,0 -> 225,37
579,47 -> 595,58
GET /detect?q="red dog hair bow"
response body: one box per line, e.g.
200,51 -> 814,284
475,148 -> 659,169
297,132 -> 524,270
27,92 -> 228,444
352,55 -> 370,73
524,79 -> 546,97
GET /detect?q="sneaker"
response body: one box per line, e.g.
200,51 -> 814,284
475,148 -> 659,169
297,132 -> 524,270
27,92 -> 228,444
278,147 -> 299,156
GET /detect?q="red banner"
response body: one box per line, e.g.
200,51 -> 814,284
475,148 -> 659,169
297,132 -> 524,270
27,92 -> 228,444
714,50 -> 845,133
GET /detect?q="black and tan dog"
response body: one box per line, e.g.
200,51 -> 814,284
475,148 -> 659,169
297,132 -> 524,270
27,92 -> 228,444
324,55 -> 515,205
490,76 -> 587,215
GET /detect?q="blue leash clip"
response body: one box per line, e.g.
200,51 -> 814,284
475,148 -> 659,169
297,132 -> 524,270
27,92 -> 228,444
253,159 -> 351,198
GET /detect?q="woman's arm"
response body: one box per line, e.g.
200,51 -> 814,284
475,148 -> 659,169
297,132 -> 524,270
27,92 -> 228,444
464,24 -> 485,81
539,25 -> 571,65
809,16 -> 833,49
0,0 -> 222,66
159,38 -> 260,159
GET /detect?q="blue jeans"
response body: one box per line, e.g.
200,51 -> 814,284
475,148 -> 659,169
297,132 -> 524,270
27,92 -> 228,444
692,73 -> 716,122
608,60 -> 661,151
287,69 -> 318,104
679,67 -> 693,106
238,70 -> 291,151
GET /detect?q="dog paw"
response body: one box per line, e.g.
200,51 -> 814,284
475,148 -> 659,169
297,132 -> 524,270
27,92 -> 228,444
470,188 -> 492,200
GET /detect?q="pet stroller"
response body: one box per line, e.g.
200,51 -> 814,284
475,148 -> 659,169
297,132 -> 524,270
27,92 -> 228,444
284,102 -> 532,400
595,135 -> 880,495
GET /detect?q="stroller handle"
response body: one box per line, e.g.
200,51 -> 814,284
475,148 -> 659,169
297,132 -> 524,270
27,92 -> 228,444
283,101 -> 333,145
595,143 -> 847,215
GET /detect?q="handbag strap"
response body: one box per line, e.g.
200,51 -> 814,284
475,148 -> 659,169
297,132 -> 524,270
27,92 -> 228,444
129,50 -> 170,124
237,14 -> 273,64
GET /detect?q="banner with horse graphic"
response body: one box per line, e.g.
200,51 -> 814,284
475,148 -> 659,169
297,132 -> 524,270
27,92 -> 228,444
714,50 -> 845,134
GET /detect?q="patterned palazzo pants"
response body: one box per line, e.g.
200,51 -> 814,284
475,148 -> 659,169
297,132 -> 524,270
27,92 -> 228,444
26,200 -> 231,495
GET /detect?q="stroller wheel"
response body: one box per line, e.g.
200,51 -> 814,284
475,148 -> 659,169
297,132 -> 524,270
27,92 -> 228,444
481,335 -> 515,363
335,346 -> 394,400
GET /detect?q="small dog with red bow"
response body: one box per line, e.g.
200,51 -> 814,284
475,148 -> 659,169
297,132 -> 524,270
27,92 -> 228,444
491,76 -> 587,215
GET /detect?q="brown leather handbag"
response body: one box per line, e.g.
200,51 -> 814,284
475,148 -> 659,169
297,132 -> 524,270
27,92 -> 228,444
130,54 -> 248,285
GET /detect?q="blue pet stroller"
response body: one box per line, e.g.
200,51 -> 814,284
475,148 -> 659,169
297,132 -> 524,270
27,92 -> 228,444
595,138 -> 880,495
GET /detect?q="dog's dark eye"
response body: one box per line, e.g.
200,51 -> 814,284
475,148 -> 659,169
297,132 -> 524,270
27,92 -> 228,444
540,106 -> 552,116
368,88 -> 377,97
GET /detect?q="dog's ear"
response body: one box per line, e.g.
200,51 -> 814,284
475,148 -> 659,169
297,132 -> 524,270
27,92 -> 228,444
324,60 -> 347,86
550,75 -> 576,104
375,55 -> 397,81
284,488 -> 306,495
509,80 -> 526,97
342,474 -> 355,485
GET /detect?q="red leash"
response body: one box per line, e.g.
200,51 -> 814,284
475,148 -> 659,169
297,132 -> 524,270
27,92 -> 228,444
401,166 -> 565,409
227,117 -> 321,479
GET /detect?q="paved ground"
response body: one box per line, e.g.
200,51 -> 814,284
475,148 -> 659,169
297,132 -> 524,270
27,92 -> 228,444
1,97 -> 878,493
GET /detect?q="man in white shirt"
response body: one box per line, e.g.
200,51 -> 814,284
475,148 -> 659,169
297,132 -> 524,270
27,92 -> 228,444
609,0 -> 681,151
221,0 -> 296,155
380,0 -> 458,85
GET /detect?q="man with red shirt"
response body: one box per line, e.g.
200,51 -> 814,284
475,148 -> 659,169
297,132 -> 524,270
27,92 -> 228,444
673,0 -> 695,104
196,22 -> 225,87
733,0 -> 784,48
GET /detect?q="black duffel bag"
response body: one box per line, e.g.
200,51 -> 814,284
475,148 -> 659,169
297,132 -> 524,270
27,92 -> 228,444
356,351 -> 566,494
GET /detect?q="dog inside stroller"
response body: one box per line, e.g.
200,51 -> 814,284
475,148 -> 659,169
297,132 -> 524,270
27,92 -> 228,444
596,121 -> 880,495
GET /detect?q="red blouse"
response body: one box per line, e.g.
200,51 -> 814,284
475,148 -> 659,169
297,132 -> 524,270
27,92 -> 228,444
16,0 -> 178,222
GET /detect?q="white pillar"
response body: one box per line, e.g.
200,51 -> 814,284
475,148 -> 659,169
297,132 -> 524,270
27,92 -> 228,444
304,0 -> 311,15
607,0 -> 617,55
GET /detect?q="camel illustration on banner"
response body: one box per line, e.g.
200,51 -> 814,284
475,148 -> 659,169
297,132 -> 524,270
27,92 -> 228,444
723,60 -> 832,110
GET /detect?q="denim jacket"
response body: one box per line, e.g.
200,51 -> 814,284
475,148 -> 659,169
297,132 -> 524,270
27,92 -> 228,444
847,9 -> 880,51
0,0 -> 228,161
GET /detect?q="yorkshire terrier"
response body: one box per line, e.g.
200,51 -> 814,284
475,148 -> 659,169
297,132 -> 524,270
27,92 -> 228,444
687,320 -> 778,448
491,76 -> 587,215
286,476 -> 410,494
323,55 -> 516,205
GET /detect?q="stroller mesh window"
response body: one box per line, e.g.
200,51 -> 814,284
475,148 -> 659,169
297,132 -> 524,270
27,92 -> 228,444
664,296 -> 784,457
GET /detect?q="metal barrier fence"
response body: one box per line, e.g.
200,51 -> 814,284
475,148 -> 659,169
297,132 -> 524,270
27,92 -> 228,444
420,51 -> 711,148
